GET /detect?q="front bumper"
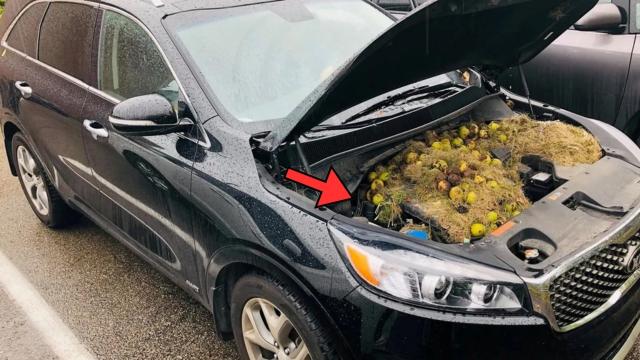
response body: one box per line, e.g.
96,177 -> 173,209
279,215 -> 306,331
334,278 -> 640,360
612,317 -> 640,360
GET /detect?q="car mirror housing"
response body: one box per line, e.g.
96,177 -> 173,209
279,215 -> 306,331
574,3 -> 624,32
109,94 -> 185,135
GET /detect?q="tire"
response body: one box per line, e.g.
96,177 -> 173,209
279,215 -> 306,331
11,132 -> 76,228
230,273 -> 339,360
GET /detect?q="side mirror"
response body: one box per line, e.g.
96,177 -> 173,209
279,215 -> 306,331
109,94 -> 190,135
574,3 -> 624,32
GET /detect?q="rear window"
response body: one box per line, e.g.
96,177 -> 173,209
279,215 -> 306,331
5,3 -> 48,58
38,3 -> 97,83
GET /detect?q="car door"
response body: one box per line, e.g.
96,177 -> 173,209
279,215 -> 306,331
615,0 -> 640,141
1,1 -> 102,204
80,8 -> 200,292
500,0 -> 635,125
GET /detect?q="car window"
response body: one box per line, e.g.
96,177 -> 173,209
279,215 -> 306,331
98,11 -> 177,102
38,3 -> 97,83
5,3 -> 48,58
168,0 -> 393,123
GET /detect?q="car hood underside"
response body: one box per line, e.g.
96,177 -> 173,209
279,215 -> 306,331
261,0 -> 598,151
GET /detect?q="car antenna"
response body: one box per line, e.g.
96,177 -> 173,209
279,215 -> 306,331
518,65 -> 535,118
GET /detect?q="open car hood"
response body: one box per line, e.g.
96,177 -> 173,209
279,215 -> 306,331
260,0 -> 598,152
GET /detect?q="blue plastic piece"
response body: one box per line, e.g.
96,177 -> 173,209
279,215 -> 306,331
405,229 -> 429,241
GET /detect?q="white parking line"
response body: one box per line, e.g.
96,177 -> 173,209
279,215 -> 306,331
0,250 -> 97,360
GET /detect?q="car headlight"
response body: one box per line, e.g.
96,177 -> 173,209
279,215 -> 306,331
329,221 -> 527,313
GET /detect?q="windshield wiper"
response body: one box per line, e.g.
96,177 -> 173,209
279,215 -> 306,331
309,82 -> 455,133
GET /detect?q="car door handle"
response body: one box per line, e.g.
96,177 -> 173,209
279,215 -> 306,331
83,120 -> 109,141
15,81 -> 32,99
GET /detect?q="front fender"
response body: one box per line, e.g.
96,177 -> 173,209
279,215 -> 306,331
204,244 -> 354,358
205,243 -> 322,319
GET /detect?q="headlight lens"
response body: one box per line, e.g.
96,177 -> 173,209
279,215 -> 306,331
329,222 -> 527,312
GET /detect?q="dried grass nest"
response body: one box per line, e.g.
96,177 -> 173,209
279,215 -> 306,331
368,114 -> 602,243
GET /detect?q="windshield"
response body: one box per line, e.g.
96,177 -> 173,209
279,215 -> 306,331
167,0 -> 393,123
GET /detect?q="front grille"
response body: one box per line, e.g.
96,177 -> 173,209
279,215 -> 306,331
550,234 -> 640,328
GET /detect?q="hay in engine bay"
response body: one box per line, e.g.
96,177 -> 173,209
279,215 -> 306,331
371,114 -> 602,243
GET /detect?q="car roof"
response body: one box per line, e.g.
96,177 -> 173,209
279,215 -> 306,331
0,0 -> 282,46
102,0 -> 285,15
7,0 -> 282,16
2,0 -> 304,34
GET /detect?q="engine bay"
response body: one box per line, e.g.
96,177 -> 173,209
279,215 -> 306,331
259,92 -> 610,248
268,114 -> 603,246
349,115 -> 601,243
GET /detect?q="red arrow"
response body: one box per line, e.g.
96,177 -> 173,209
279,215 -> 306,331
285,167 -> 352,208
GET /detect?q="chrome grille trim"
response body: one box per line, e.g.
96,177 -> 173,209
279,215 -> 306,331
550,237 -> 640,329
522,207 -> 640,332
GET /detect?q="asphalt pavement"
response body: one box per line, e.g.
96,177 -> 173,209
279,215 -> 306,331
0,150 -> 639,359
0,153 -> 238,359
0,291 -> 57,360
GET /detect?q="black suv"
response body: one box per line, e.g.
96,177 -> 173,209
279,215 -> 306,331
2,1 -> 640,359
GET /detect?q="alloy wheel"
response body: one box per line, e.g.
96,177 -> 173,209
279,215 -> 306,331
16,145 -> 49,216
241,298 -> 311,360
